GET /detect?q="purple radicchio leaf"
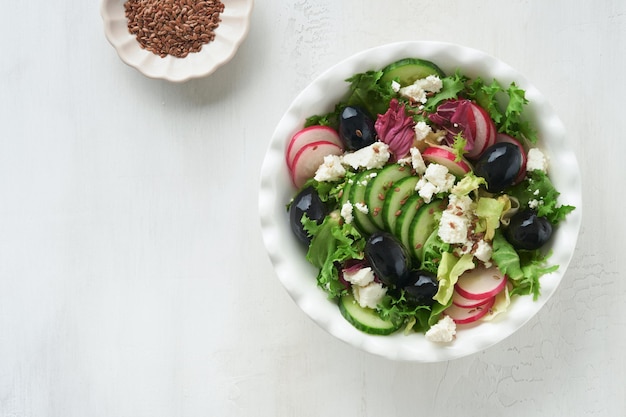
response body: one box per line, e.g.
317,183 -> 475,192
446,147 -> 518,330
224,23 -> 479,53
375,99 -> 416,161
428,99 -> 476,153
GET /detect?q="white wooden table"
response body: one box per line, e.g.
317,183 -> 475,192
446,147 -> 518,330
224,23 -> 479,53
0,1 -> 623,416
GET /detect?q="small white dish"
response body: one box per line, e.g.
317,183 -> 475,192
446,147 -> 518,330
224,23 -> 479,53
259,41 -> 583,362
100,0 -> 253,82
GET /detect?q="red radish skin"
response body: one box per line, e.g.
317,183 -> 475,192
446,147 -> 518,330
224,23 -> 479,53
422,145 -> 472,177
455,266 -> 507,300
286,126 -> 343,170
466,103 -> 497,159
290,141 -> 344,188
452,290 -> 493,308
445,296 -> 496,324
496,133 -> 527,183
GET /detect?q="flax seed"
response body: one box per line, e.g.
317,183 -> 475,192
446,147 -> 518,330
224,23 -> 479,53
124,0 -> 225,58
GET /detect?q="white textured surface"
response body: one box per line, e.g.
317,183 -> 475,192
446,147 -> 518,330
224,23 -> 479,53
0,0 -> 624,416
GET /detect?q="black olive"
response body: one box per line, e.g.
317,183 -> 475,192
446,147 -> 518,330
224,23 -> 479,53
474,142 -> 523,193
402,270 -> 438,306
288,186 -> 327,245
505,209 -> 553,250
364,231 -> 412,287
338,106 -> 377,150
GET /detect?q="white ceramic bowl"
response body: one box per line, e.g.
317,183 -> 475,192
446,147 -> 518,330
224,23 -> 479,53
100,0 -> 253,82
259,41 -> 582,362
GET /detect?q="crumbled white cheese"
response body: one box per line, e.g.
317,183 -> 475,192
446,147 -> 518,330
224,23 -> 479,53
425,315 -> 456,343
526,148 -> 548,173
398,75 -> 443,104
391,80 -> 401,93
438,209 -> 470,244
341,202 -> 354,224
410,147 -> 427,175
341,142 -> 391,170
354,202 -> 369,214
474,239 -> 493,263
418,74 -> 443,93
424,163 -> 456,190
314,154 -> 346,182
399,84 -> 427,103
343,267 -> 375,287
528,198 -> 540,209
438,194 -> 473,244
353,281 -> 387,309
416,179 -> 437,203
414,121 -> 432,142
415,163 -> 456,203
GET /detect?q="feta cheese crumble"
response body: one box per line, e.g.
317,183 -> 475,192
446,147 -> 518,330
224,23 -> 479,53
341,142 -> 391,170
425,315 -> 456,343
410,147 -> 427,174
314,154 -> 346,182
474,239 -> 493,264
526,148 -> 548,173
340,202 -> 354,224
414,121 -> 433,142
415,163 -> 456,203
343,267 -> 375,287
438,194 -> 473,245
353,281 -> 387,309
399,75 -> 443,104
354,202 -> 369,214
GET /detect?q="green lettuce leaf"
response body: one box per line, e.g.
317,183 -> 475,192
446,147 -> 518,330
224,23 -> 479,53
475,196 -> 506,240
506,170 -> 576,224
465,77 -> 538,144
420,227 -> 451,274
302,212 -> 365,299
434,252 -> 475,305
451,171 -> 486,196
423,70 -> 467,111
491,229 -> 558,300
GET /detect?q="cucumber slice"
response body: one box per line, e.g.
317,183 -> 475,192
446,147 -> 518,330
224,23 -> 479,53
408,199 -> 447,262
348,170 -> 380,236
339,178 -> 352,207
339,294 -> 401,335
364,164 -> 411,230
380,58 -> 446,86
381,175 -> 419,233
395,193 -> 424,251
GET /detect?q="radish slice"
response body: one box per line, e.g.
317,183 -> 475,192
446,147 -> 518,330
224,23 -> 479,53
286,126 -> 343,170
422,145 -> 472,177
290,141 -> 343,188
444,296 -> 495,324
455,265 -> 507,300
466,103 -> 496,159
496,133 -> 527,183
452,290 -> 493,308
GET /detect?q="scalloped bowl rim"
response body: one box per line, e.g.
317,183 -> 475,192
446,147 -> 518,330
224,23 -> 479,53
100,0 -> 254,82
259,41 -> 582,362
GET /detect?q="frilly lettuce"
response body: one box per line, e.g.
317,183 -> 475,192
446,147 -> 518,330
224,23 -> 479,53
491,229 -> 558,299
302,212 -> 365,299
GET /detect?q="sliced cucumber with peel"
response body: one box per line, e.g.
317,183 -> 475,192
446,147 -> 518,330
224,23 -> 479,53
394,193 -> 424,251
380,58 -> 446,86
408,199 -> 446,262
339,294 -> 401,335
364,164 -> 412,230
348,170 -> 379,236
381,175 -> 419,233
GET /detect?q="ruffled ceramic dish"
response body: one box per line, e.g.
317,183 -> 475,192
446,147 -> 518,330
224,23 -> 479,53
259,41 -> 582,362
100,0 -> 253,82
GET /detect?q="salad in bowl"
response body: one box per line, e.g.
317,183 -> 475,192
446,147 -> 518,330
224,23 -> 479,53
259,42 -> 581,361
